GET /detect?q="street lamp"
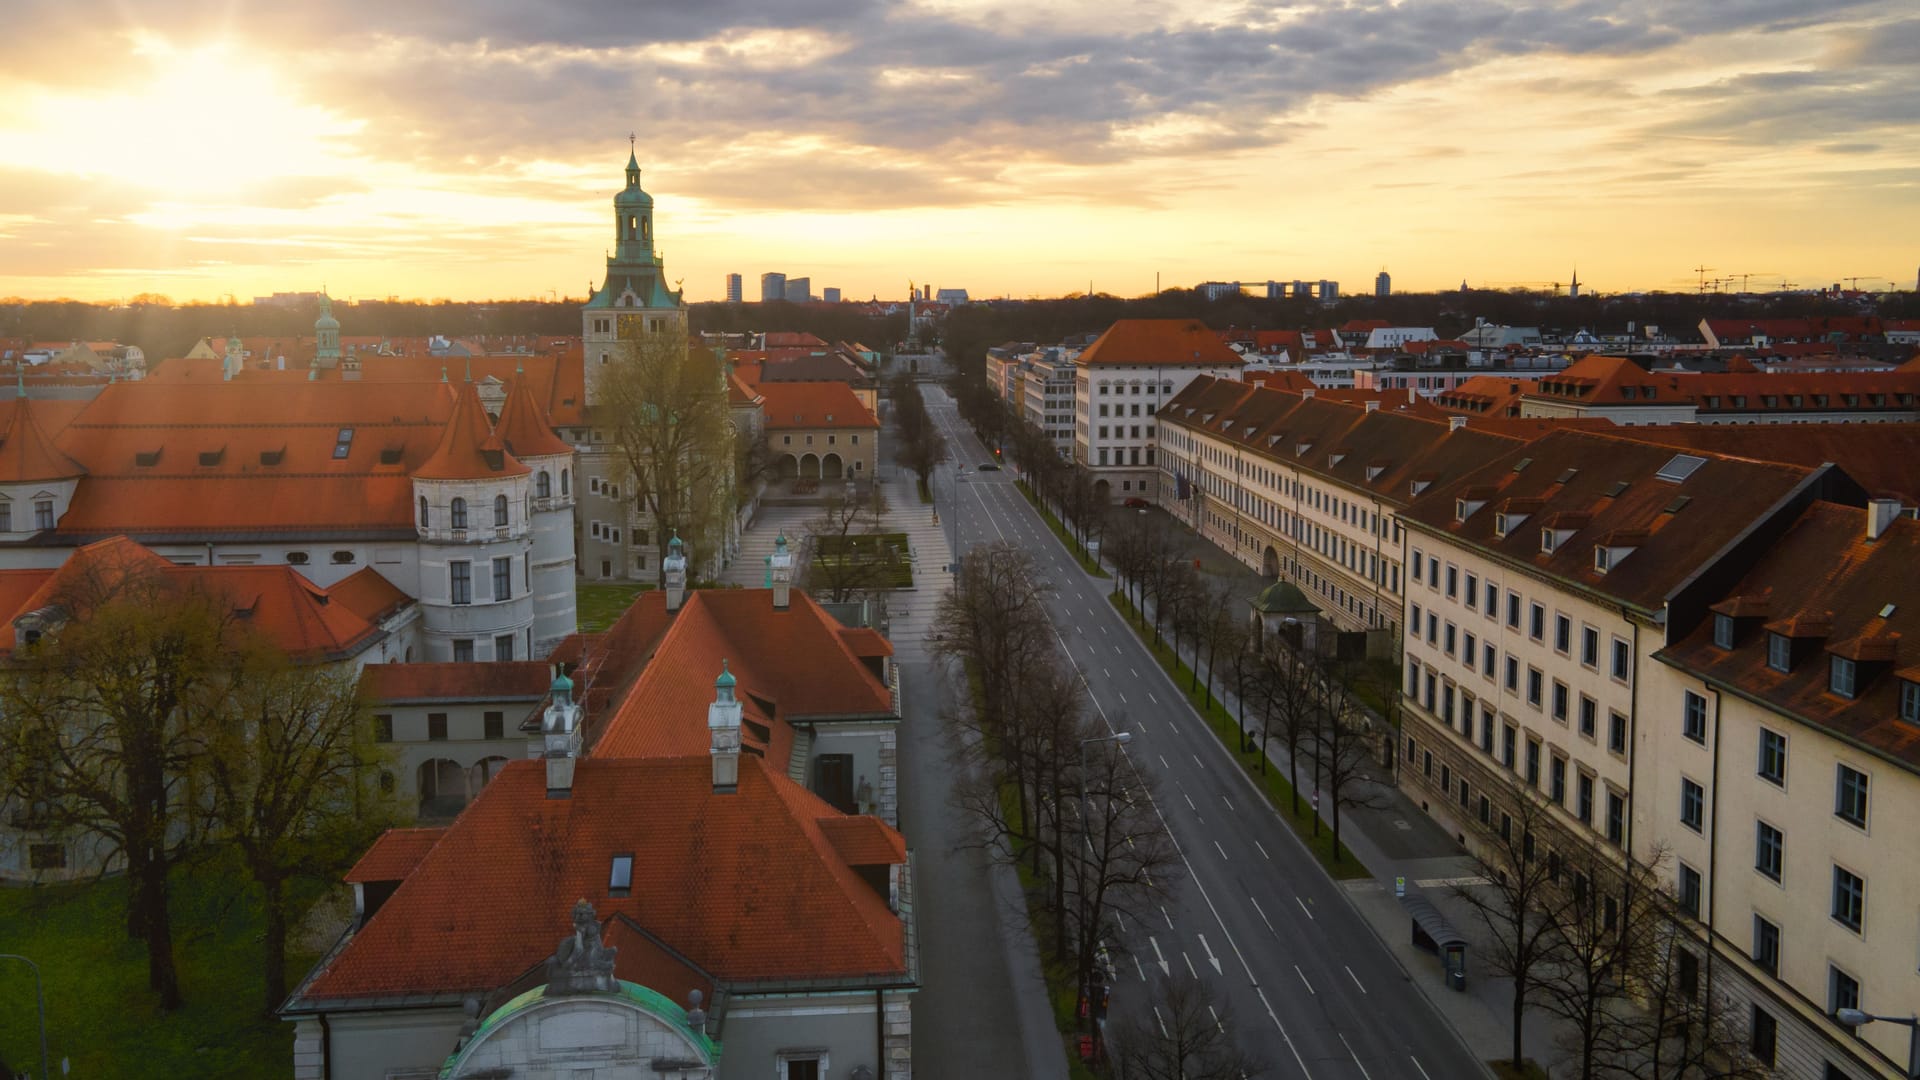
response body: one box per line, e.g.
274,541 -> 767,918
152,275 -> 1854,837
0,953 -> 50,1080
1834,1008 -> 1920,1078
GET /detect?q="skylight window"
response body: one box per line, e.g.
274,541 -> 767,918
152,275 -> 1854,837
609,853 -> 633,897
1654,453 -> 1707,484
332,427 -> 355,460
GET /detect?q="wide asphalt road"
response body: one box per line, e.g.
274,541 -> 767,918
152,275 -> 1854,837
924,385 -> 1486,1080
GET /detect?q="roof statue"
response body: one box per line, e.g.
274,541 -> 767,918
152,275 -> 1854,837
546,898 -> 618,995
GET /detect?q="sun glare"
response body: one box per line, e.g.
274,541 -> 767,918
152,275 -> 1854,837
0,41 -> 360,198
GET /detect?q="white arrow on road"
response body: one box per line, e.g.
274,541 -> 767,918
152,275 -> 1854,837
1149,935 -> 1170,975
1197,933 -> 1222,974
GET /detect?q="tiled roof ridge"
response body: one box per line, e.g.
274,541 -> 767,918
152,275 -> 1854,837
412,382 -> 530,480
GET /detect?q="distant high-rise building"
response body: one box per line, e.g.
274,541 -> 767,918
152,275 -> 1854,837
1197,281 -> 1241,300
1292,280 -> 1310,299
1375,271 -> 1391,297
1317,280 -> 1340,302
784,277 -> 811,303
1265,280 -> 1285,301
823,287 -> 841,304
725,273 -> 743,303
760,272 -> 786,302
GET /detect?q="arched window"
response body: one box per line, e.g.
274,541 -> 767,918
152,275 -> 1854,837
450,497 -> 468,530
537,471 -> 552,498
493,494 -> 508,527
560,469 -> 570,496
418,496 -> 429,528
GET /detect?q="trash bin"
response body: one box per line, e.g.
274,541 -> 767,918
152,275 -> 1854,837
1448,967 -> 1466,992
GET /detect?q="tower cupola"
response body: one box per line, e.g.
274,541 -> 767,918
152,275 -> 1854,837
709,660 -> 742,793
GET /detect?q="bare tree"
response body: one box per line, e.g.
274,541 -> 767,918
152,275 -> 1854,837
803,483 -> 897,603
1196,579 -> 1245,712
0,556 -> 233,1011
600,328 -> 735,584
1257,635 -> 1317,796
1310,656 -> 1388,858
1452,788 -> 1565,1072
208,645 -> 401,1012
1111,974 -> 1266,1080
1596,913 -> 1771,1080
1540,840 -> 1667,1080
1069,723 -> 1181,1008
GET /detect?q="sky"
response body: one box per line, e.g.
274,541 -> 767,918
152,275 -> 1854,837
0,0 -> 1915,305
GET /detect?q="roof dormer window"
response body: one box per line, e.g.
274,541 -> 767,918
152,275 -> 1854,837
1902,679 -> 1920,724
1456,497 -> 1484,522
1713,614 -> 1735,650
1767,632 -> 1791,673
1829,655 -> 1857,699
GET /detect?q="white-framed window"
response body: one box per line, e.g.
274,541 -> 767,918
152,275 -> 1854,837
777,1051 -> 829,1080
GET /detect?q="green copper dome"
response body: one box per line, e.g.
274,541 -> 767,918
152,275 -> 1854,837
1251,579 -> 1318,615
314,294 -> 340,331
551,671 -> 575,700
715,658 -> 736,690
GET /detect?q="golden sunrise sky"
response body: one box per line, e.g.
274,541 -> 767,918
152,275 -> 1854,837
0,0 -> 1915,304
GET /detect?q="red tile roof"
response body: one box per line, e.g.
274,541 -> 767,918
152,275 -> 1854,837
493,374 -> 571,459
360,661 -> 554,703
414,383 -> 529,480
1600,422 -> 1920,505
0,396 -> 84,482
327,567 -> 412,625
1658,504 -> 1920,768
297,755 -> 907,1001
345,828 -> 448,883
1077,320 -> 1247,367
818,815 -> 908,866
757,381 -> 878,431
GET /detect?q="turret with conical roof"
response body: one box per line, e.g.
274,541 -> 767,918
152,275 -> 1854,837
495,372 -> 578,653
0,392 -> 86,541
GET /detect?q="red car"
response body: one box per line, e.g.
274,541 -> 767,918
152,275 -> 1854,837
1123,497 -> 1150,509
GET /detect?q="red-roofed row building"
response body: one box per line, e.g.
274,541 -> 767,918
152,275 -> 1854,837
1075,319 -> 1245,500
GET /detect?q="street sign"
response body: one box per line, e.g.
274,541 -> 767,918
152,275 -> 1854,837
1395,875 -> 1406,898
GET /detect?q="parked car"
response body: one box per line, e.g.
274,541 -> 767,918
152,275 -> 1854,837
1123,497 -> 1150,508
978,462 -> 1001,472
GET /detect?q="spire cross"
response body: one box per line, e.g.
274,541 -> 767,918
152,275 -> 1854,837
629,132 -> 635,152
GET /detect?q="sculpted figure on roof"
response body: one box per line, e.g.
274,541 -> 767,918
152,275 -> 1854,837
547,898 -> 618,994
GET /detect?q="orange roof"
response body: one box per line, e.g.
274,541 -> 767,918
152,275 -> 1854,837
818,814 -> 908,865
1077,319 -> 1246,367
758,381 -> 878,431
327,567 -> 412,625
297,755 -> 907,1001
413,382 -> 529,480
1243,369 -> 1316,393
345,828 -> 447,883
0,396 -> 85,483
595,589 -> 894,761
494,375 -> 571,459
359,661 -> 553,703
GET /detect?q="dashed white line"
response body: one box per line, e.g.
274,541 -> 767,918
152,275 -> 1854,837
1184,794 -> 1198,811
1118,691 -> 1127,704
1213,840 -> 1229,860
1148,691 -> 1159,704
1159,754 -> 1171,769
1254,840 -> 1270,860
1130,666 -> 1139,677
1339,1033 -> 1373,1080
1250,896 -> 1276,934
1192,753 -> 1205,770
1295,896 -> 1315,920
1221,794 -> 1235,812
1294,964 -> 1315,995
1411,1054 -> 1433,1080
1345,965 -> 1367,994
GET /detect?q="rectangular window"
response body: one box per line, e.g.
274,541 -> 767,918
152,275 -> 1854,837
1829,655 -> 1856,698
1465,573 -> 1478,609
1555,614 -> 1571,653
1506,591 -> 1520,628
1577,773 -> 1594,823
1444,622 -> 1456,656
1611,638 -> 1630,681
1482,643 -> 1496,677
1828,965 -> 1860,1015
1608,711 -> 1627,754
1758,728 -> 1786,785
449,561 -> 471,605
1529,602 -> 1545,640
1755,821 -> 1783,881
1680,778 -> 1704,831
1505,656 -> 1519,692
1550,755 -> 1567,804
1767,632 -> 1791,672
1525,738 -> 1541,786
0,503 -> 9,532
1749,1004 -> 1776,1067
1485,580 -> 1497,614
1606,790 -> 1625,845
494,633 -> 515,662
374,714 -> 393,743
1903,680 -> 1920,723
1752,915 -> 1780,975
1834,764 -> 1868,827
452,639 -> 474,663
427,712 -> 448,740
1412,550 -> 1424,582
1446,565 -> 1458,598
1463,631 -> 1476,665
1581,626 -> 1599,667
1553,681 -> 1569,723
1831,865 -> 1865,932
1501,722 -> 1516,768
1682,692 -> 1707,744
483,711 -> 504,740
1578,694 -> 1595,735
492,557 -> 512,601
1527,667 -> 1543,708
33,500 -> 53,531
1678,863 -> 1702,918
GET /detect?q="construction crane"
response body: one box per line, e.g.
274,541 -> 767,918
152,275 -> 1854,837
1692,265 -> 1715,293
1726,272 -> 1775,294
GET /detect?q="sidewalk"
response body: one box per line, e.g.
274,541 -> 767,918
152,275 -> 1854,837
1036,485 -> 1570,1074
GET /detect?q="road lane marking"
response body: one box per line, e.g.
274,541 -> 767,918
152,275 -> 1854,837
1250,897 -> 1276,935
1149,936 -> 1169,974
1118,691 -> 1127,704
1161,905 -> 1174,930
1294,965 -> 1314,995
1130,666 -> 1139,677
1104,667 -> 1111,678
1198,934 -> 1221,974
1184,794 -> 1197,811
1159,754 -> 1171,769
1192,754 -> 1205,770
1254,840 -> 1270,860
1208,1003 -> 1225,1034
1339,1034 -> 1373,1080
1221,794 -> 1234,811
1411,1055 -> 1432,1080
1148,691 -> 1158,704
1296,896 -> 1315,920
1183,951 -> 1197,978
1345,965 -> 1367,994
1254,986 -> 1313,1077
1213,840 -> 1229,861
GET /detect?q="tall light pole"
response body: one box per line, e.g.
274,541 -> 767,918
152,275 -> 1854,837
0,953 -> 50,1080
1835,1009 -> 1919,1078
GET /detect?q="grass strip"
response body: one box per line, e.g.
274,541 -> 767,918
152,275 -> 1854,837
1106,590 -> 1368,879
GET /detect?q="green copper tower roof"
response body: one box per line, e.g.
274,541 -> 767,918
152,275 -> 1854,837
715,658 -> 736,690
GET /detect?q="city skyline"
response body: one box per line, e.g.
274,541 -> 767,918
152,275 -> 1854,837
0,1 -> 1915,305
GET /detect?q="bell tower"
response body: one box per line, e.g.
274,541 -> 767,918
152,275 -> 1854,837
581,138 -> 687,407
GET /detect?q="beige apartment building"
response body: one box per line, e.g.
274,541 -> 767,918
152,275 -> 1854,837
1074,320 -> 1243,501
1156,375 -> 1520,644
1639,500 -> 1920,1079
1398,430 -> 1913,1078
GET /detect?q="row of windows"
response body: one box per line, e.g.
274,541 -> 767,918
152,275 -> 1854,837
1408,621 -> 1629,753
449,556 -> 522,605
1719,613 -> 1920,715
1093,380 -> 1174,396
778,434 -> 861,446
0,499 -> 56,532
1412,549 -> 1634,682
374,710 -> 509,742
1097,425 -> 1150,440
1097,403 -> 1157,418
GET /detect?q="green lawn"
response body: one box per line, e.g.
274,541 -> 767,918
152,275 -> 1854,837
809,532 -> 914,589
0,850 -> 327,1077
1107,591 -> 1368,879
1015,481 -> 1110,578
576,581 -> 654,631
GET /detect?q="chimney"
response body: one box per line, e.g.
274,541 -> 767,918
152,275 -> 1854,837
709,660 -> 742,793
1867,497 -> 1902,542
663,533 -> 688,611
770,532 -> 794,610
542,671 -> 583,798
1449,416 -> 1468,431
1364,400 -> 1379,413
